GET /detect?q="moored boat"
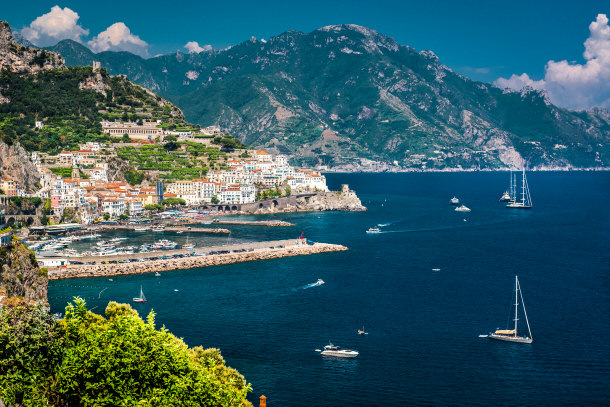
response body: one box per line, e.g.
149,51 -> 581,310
506,169 -> 532,209
317,342 -> 359,358
449,196 -> 460,205
488,276 -> 533,344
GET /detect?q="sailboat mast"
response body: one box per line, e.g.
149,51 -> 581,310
521,169 -> 526,205
517,277 -> 533,339
514,275 -> 519,337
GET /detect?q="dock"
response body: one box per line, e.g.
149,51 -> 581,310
46,239 -> 347,280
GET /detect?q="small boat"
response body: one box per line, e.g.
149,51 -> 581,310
454,205 -> 471,212
449,196 -> 460,205
176,230 -> 184,234
312,279 -> 325,287
152,226 -> 165,232
500,171 -> 514,202
133,286 -> 147,303
317,342 -> 359,358
366,227 -> 381,234
357,326 -> 368,335
134,227 -> 150,231
506,169 -> 532,209
487,276 -> 532,344
155,272 -> 161,277
432,268 -> 441,271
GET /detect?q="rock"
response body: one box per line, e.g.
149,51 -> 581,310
0,21 -> 65,77
0,140 -> 41,191
0,242 -> 47,302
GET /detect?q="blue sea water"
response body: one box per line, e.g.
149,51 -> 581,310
48,172 -> 610,406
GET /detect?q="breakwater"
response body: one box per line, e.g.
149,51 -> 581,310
211,220 -> 294,227
99,225 -> 230,234
47,240 -> 347,280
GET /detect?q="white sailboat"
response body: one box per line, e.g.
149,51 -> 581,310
133,285 -> 147,303
182,233 -> 195,250
488,276 -> 532,344
506,169 -> 532,209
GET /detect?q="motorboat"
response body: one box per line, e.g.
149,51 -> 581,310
134,227 -> 150,231
454,205 -> 471,212
311,279 -> 324,287
366,227 -> 381,234
317,342 -> 359,358
152,226 -> 165,232
449,196 -> 460,205
486,276 -> 533,344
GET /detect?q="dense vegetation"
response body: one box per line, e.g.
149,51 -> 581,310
0,65 -> 189,154
0,298 -> 251,406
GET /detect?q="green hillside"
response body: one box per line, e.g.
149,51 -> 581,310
48,25 -> 610,169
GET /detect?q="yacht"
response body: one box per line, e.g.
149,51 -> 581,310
454,205 -> 471,212
500,171 -> 515,202
152,226 -> 165,232
506,169 -> 533,209
317,343 -> 359,358
449,197 -> 460,205
487,276 -> 533,344
366,227 -> 381,234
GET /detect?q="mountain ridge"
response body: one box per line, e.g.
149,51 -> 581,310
45,25 -> 610,170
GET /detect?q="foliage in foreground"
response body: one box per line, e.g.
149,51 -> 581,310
0,298 -> 251,406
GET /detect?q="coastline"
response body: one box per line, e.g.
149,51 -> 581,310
322,167 -> 610,173
47,240 -> 347,280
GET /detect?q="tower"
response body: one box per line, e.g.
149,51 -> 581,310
72,165 -> 80,180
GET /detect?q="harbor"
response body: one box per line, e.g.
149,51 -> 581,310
46,239 -> 347,280
101,225 -> 231,234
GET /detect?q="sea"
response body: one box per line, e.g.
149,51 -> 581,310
48,172 -> 610,406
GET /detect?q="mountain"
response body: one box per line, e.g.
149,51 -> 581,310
48,25 -> 610,170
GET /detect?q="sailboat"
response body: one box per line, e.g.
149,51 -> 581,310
133,286 -> 147,303
357,326 -> 368,335
488,276 -> 532,343
506,169 -> 532,209
182,233 -> 195,250
499,171 -> 513,202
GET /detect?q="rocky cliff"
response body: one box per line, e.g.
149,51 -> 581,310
0,241 -> 48,303
0,140 -> 41,191
0,21 -> 64,76
294,187 -> 366,212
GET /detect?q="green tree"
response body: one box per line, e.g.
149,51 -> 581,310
162,197 -> 186,206
144,203 -> 163,212
122,133 -> 131,143
164,134 -> 177,142
103,213 -> 110,220
211,195 -> 220,204
124,168 -> 144,186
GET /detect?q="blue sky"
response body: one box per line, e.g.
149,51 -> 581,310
3,1 -> 610,108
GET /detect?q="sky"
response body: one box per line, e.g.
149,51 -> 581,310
2,1 -> 610,109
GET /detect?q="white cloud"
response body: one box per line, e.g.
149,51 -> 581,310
184,41 -> 212,53
495,73 -> 546,92
495,14 -> 610,109
87,23 -> 149,58
21,6 -> 89,46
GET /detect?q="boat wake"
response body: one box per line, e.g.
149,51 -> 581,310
377,223 -> 391,227
294,279 -> 325,291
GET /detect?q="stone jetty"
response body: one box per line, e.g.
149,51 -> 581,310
211,220 -> 294,227
99,225 -> 230,234
47,240 -> 347,280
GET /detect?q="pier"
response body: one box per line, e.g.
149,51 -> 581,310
46,239 -> 347,280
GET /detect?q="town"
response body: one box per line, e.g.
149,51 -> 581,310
1,122 -> 328,225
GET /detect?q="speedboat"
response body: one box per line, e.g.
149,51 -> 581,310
311,279 -> 324,286
449,197 -> 460,205
366,227 -> 381,234
454,205 -> 471,212
317,342 -> 359,358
